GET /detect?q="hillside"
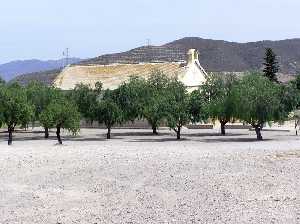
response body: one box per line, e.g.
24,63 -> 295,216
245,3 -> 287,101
10,37 -> 300,86
81,37 -> 300,74
10,69 -> 62,86
0,58 -> 81,81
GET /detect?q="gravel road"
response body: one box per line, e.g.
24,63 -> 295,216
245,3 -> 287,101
0,128 -> 299,223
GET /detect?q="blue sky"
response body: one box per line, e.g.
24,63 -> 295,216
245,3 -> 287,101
1,0 -> 300,63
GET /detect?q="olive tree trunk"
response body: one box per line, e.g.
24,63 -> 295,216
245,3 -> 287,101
220,121 -> 227,136
8,126 -> 13,145
254,125 -> 263,140
56,126 -> 62,144
175,126 -> 181,140
44,127 -> 49,139
152,125 -> 158,135
107,126 -> 111,139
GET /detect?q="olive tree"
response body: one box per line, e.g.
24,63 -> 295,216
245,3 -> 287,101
95,89 -> 122,139
40,98 -> 80,144
276,83 -> 300,121
165,79 -> 190,140
0,83 -> 33,145
284,76 -> 300,135
188,89 -> 207,124
26,81 -> 61,138
114,76 -> 146,123
231,73 -> 281,140
69,82 -> 101,124
143,70 -> 170,134
201,73 -> 237,135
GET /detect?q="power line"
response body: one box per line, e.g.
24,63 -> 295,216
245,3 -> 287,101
62,48 -> 69,68
146,38 -> 151,47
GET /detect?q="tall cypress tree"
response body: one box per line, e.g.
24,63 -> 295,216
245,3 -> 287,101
263,48 -> 279,83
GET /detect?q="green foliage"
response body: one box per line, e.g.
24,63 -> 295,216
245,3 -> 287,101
142,70 -> 170,134
26,81 -> 61,122
231,72 -> 281,140
263,48 -> 279,83
188,89 -> 207,124
69,83 -> 101,122
40,97 -> 80,144
114,76 -> 147,122
276,83 -> 300,120
94,81 -> 103,95
201,73 -> 237,134
290,74 -> 300,91
0,76 -> 5,85
40,98 -> 80,133
0,83 -> 34,144
95,89 -> 122,139
0,83 -> 34,128
165,79 -> 190,139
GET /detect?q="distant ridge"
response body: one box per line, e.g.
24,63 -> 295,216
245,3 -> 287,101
9,37 -> 300,85
0,58 -> 82,81
80,37 -> 300,74
11,69 -> 62,86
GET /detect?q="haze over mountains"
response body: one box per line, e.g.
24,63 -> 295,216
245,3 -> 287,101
0,58 -> 81,81
4,37 -> 300,83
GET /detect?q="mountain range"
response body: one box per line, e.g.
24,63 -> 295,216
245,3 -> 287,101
5,37 -> 300,83
80,37 -> 300,74
0,58 -> 81,81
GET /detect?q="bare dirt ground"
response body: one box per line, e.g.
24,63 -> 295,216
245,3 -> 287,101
0,128 -> 299,224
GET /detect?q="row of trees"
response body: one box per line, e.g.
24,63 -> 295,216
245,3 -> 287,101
0,81 -> 80,145
1,70 -> 300,145
70,72 -> 193,140
1,48 -> 299,145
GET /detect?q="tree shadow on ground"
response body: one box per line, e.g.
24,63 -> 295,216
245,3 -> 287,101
0,134 -> 111,142
111,131 -> 171,137
12,136 -> 58,141
68,137 -> 118,142
197,137 -> 273,143
127,138 -> 190,143
183,132 -> 248,137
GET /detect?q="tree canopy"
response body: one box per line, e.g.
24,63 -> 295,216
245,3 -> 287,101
69,83 -> 101,123
276,83 -> 300,121
40,97 -> 80,144
231,72 -> 281,140
95,89 -> 122,139
1,68 -> 300,144
114,76 -> 147,122
165,79 -> 190,139
26,81 -> 62,138
201,73 -> 237,135
142,70 -> 170,134
0,83 -> 34,145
